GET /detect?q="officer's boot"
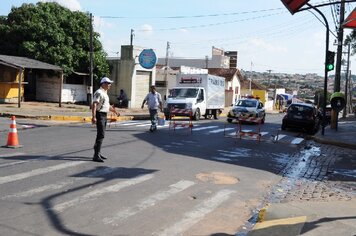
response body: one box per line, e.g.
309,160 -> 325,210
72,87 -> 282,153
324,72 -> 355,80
93,143 -> 104,162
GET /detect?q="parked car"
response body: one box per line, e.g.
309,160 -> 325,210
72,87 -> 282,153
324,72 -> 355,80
282,103 -> 321,134
227,98 -> 266,123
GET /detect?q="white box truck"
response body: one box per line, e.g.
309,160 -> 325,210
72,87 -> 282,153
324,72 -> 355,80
164,73 -> 225,120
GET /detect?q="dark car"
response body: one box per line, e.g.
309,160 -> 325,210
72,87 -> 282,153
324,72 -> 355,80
282,103 -> 321,134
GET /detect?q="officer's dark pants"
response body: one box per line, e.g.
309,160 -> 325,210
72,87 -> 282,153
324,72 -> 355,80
149,109 -> 158,126
94,112 -> 107,156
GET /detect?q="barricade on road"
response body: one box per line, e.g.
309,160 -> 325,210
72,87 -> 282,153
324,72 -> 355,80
237,116 -> 263,142
168,108 -> 193,134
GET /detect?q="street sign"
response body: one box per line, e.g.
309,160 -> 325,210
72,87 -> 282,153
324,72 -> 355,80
138,49 -> 157,69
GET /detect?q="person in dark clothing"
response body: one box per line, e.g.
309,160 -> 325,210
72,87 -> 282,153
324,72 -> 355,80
117,89 -> 128,108
92,77 -> 118,162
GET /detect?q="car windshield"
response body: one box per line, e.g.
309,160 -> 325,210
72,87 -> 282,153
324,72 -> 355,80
169,88 -> 198,98
235,100 -> 257,108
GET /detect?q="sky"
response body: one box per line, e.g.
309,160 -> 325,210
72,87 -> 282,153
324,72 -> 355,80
1,0 -> 356,76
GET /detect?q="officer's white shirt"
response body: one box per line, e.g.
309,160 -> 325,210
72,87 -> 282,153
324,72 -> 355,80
93,88 -> 110,113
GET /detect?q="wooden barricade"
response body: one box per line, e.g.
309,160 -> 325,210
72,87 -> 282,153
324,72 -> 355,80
168,108 -> 193,134
237,116 -> 263,142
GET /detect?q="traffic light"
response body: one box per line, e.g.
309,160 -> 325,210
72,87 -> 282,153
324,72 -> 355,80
326,51 -> 335,71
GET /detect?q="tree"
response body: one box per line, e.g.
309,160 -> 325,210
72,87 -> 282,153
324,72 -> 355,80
0,2 -> 109,80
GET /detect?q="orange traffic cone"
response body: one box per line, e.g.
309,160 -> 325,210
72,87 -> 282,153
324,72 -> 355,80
6,116 -> 22,148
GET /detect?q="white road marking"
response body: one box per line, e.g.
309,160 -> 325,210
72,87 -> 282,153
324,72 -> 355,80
0,152 -> 26,158
260,132 -> 269,136
291,137 -> 304,145
275,134 -> 286,141
241,129 -> 252,132
0,152 -> 27,168
0,161 -> 85,185
52,174 -> 154,212
120,121 -> 142,126
192,126 -> 218,131
136,123 -> 153,127
103,180 -> 195,225
209,128 -> 234,133
155,189 -> 236,236
1,167 -> 120,199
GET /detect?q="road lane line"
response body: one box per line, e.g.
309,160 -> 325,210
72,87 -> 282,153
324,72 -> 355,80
103,180 -> 195,225
0,161 -> 86,185
52,173 -> 154,212
1,167 -> 120,199
155,189 -> 236,236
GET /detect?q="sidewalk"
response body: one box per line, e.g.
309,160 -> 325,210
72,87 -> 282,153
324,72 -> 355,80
246,114 -> 356,236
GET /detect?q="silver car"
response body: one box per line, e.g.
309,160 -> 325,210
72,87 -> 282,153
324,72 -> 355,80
227,98 -> 266,123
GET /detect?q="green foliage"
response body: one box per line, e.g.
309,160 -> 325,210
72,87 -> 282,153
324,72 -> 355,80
0,2 -> 109,80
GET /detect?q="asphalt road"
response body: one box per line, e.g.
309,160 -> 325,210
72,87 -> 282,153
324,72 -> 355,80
0,114 -> 309,235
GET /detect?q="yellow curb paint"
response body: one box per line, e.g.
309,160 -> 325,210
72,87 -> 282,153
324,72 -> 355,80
252,216 -> 307,230
257,207 -> 268,222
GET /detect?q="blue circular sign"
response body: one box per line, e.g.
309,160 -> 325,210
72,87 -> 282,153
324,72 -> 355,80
138,49 -> 157,69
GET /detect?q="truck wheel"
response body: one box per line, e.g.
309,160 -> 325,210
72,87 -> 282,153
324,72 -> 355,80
193,109 -> 200,121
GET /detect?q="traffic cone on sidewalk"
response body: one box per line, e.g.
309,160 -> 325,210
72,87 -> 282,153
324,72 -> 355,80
5,116 -> 22,148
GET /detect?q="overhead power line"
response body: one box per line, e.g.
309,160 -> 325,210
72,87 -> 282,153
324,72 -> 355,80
100,8 -> 284,19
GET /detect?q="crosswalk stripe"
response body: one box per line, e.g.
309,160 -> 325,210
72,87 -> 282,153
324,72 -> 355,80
209,128 -> 234,133
155,189 -> 236,236
1,167 -> 120,200
120,121 -> 142,126
291,137 -> 304,145
103,180 -> 195,225
275,134 -> 286,141
52,173 -> 154,212
192,126 -> 218,131
0,161 -> 85,185
260,132 -> 269,136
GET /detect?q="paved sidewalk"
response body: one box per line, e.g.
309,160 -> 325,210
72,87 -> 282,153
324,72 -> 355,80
246,114 -> 356,236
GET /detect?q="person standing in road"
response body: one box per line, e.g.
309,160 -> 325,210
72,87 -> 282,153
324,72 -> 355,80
141,85 -> 163,132
92,77 -> 119,162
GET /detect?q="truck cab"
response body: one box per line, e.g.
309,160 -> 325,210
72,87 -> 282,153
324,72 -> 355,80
164,87 -> 206,120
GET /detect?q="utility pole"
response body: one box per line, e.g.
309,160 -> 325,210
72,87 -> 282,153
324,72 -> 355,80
343,43 -> 351,118
331,0 -> 345,129
89,13 -> 93,107
164,41 -> 170,84
130,29 -> 134,59
205,56 -> 209,69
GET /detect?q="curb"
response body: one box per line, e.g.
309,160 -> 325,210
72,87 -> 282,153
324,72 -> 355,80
312,135 -> 356,150
0,113 -> 135,122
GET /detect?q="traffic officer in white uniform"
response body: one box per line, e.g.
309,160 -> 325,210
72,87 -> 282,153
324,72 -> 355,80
92,77 -> 118,162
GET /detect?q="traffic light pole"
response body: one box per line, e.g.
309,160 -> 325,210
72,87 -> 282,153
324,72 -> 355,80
306,3 -> 330,135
